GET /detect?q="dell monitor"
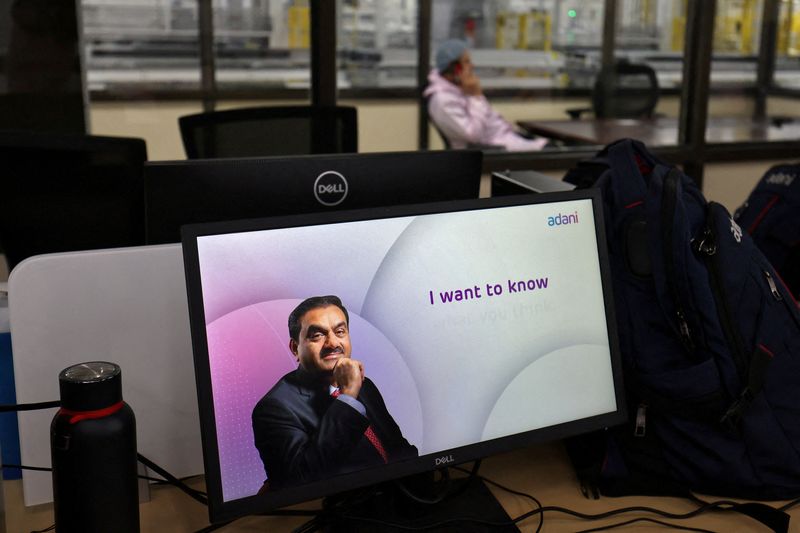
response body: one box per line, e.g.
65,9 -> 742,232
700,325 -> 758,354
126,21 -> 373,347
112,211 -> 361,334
145,150 -> 482,245
181,190 -> 625,526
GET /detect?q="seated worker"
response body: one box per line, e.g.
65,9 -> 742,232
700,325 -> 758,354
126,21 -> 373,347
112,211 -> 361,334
424,39 -> 549,151
252,295 -> 418,490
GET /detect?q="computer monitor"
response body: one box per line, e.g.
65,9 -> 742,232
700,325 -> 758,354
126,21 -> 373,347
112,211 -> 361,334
181,190 -> 625,524
145,150 -> 482,245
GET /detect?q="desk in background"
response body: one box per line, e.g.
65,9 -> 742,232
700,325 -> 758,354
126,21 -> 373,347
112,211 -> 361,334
5,442 -> 797,532
517,117 -> 800,147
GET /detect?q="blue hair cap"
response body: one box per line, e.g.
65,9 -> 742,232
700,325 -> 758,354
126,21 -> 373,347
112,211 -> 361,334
435,39 -> 468,73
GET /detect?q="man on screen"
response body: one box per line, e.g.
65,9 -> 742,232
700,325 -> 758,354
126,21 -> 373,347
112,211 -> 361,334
252,295 -> 417,490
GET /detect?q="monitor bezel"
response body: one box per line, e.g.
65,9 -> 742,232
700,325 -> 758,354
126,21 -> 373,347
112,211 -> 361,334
181,189 -> 626,523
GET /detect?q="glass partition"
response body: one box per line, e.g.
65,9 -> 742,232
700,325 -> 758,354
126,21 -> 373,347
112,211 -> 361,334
75,1 -> 800,160
82,0 -> 201,94
82,0 -> 314,94
76,1 -> 800,99
615,0 -> 684,93
211,0 -> 301,93
775,0 -> 800,88
428,0 -> 601,92
612,1 -> 763,92
708,0 -> 762,92
337,0 -> 418,89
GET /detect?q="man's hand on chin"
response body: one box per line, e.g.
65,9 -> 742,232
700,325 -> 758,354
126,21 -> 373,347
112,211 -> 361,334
333,358 -> 365,398
461,72 -> 482,96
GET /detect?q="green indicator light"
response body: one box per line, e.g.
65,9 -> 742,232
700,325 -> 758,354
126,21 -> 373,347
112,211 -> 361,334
568,9 -> 577,17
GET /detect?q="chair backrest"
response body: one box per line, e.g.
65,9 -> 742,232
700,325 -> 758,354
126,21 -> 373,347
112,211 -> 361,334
178,105 -> 358,159
0,130 -> 147,271
592,61 -> 659,119
431,119 -> 453,150
425,98 -> 453,150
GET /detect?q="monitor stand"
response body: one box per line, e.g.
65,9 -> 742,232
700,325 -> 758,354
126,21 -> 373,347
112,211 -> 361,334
318,469 -> 521,532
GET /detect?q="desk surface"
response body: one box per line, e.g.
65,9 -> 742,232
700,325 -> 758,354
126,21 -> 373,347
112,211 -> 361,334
6,442 -> 798,532
518,117 -> 800,147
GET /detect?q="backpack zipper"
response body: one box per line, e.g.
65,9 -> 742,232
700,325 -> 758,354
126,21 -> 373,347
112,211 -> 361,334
762,267 -> 800,329
662,170 -> 695,352
765,270 -> 782,300
693,204 -> 748,381
634,403 -> 647,437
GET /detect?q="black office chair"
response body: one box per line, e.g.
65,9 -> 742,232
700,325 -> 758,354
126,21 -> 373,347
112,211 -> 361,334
567,61 -> 659,120
178,105 -> 358,159
0,130 -> 147,271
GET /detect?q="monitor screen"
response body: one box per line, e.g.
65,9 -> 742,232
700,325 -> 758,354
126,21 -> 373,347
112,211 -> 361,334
181,190 -> 625,523
145,150 -> 482,245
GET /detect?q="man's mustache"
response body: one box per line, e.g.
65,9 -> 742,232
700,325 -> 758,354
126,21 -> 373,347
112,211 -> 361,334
321,347 -> 344,357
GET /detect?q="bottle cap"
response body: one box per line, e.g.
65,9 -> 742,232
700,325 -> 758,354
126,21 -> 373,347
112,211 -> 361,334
58,362 -> 122,411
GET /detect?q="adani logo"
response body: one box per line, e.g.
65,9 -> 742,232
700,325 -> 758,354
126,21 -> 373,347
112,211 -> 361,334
547,211 -> 579,227
313,170 -> 349,206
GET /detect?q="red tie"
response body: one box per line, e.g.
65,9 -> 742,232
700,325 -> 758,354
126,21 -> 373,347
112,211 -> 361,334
331,389 -> 389,463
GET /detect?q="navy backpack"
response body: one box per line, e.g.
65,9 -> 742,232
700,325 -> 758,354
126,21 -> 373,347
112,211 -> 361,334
734,163 -> 800,300
565,140 -> 800,510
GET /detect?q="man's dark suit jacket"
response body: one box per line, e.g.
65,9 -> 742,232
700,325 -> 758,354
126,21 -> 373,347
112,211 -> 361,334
252,367 -> 418,489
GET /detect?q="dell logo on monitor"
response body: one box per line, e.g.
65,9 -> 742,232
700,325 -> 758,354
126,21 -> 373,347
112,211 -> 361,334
434,454 -> 455,466
314,170 -> 349,206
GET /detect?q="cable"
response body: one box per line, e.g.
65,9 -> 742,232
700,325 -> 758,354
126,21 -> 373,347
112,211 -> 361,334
452,466 -> 787,532
446,459 -> 484,499
3,463 -> 208,498
0,401 -> 210,505
333,463 -> 539,531
576,517 -> 718,533
2,463 -> 51,473
137,453 -> 208,506
6,456 -> 316,531
290,514 -> 326,533
194,521 -> 236,533
259,509 -> 320,517
535,501 -> 731,522
2,407 -> 788,533
392,460 -> 485,506
778,495 -> 800,512
29,525 -> 55,533
394,467 -> 452,505
339,510 -> 526,531
139,473 -> 206,492
0,400 -> 60,412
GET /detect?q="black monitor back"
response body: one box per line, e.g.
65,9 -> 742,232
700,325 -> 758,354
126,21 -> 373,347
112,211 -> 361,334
491,170 -> 576,196
0,130 -> 147,271
144,150 -> 482,245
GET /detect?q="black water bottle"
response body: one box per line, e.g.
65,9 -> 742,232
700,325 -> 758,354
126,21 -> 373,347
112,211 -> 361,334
51,362 -> 139,532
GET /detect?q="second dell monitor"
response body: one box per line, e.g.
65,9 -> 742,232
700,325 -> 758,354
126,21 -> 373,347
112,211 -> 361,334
144,150 -> 483,244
